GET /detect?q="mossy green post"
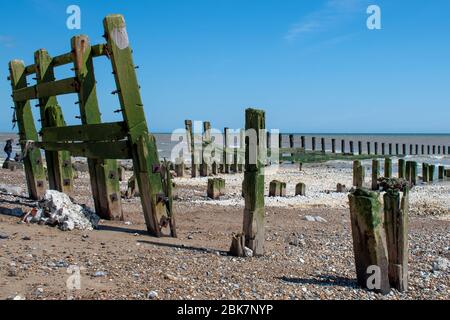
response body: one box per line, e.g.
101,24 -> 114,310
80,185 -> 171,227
34,49 -> 73,194
207,178 -> 225,200
243,108 -> 266,256
348,189 -> 391,295
384,158 -> 392,178
384,189 -> 409,292
71,35 -> 122,220
104,14 -> 173,237
372,159 -> 379,191
8,61 -> 47,200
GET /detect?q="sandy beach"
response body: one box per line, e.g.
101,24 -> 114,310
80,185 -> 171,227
0,157 -> 448,300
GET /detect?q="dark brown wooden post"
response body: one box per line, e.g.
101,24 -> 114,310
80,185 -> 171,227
350,141 -> 355,155
301,136 -> 305,149
381,143 -> 385,156
384,188 -> 409,292
374,142 -> 378,155
341,139 -> 346,154
372,159 -> 379,191
396,144 -> 399,155
367,142 -> 371,155
403,144 -> 407,155
389,143 -> 392,156
321,138 -> 326,153
312,137 -> 316,151
332,139 -> 336,154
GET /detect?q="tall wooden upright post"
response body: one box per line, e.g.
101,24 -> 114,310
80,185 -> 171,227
104,14 -> 173,237
223,127 -> 231,174
242,108 -> 266,256
185,120 -> 199,177
201,121 -> 212,177
372,159 -> 380,191
34,49 -> 73,193
71,35 -> 122,220
8,61 -> 47,200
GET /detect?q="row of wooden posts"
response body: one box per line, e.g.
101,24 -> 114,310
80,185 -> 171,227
352,158 -> 450,189
279,135 -> 449,156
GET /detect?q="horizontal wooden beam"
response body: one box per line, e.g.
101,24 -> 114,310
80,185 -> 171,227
23,44 -> 108,75
13,77 -> 78,102
30,140 -> 132,159
41,122 -> 128,143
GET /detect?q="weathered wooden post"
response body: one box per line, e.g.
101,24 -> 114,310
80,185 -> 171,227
353,161 -> 364,188
200,121 -> 212,177
438,166 -> 445,180
175,157 -> 185,177
295,183 -> 306,196
398,159 -> 406,179
348,189 -> 390,295
381,143 -> 386,156
269,180 -> 286,197
384,158 -> 392,178
8,61 -> 47,200
104,14 -> 175,236
289,134 -> 295,159
396,144 -> 399,156
389,143 -> 393,156
341,139 -> 346,154
438,146 -> 441,155
312,137 -> 316,151
421,145 -> 425,155
372,159 -> 380,191
374,142 -> 378,155
332,139 -> 336,154
415,145 -> 419,155
427,145 -> 431,155
443,146 -> 446,155
223,127 -> 231,174
350,141 -> 354,155
238,129 -> 246,172
279,134 -> 283,149
242,108 -> 266,256
185,120 -> 199,178
321,138 -> 326,153
428,165 -> 435,182
422,163 -> 429,183
403,144 -> 407,155
301,136 -> 306,149
71,35 -> 122,220
432,145 -> 436,155
35,49 -> 74,193
384,188 -> 409,292
207,178 -> 225,200
367,142 -> 371,155
410,161 -> 417,186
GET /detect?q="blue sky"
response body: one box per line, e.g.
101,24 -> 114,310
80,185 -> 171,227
1,0 -> 449,133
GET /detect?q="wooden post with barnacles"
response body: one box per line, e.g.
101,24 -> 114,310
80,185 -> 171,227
8,61 -> 47,200
201,121 -> 212,177
104,14 -> 174,236
384,188 -> 409,292
185,120 -> 199,178
34,49 -> 73,193
348,189 -> 391,295
242,108 -> 266,256
71,35 -> 123,220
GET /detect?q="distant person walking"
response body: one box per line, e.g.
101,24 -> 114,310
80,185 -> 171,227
4,139 -> 13,161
